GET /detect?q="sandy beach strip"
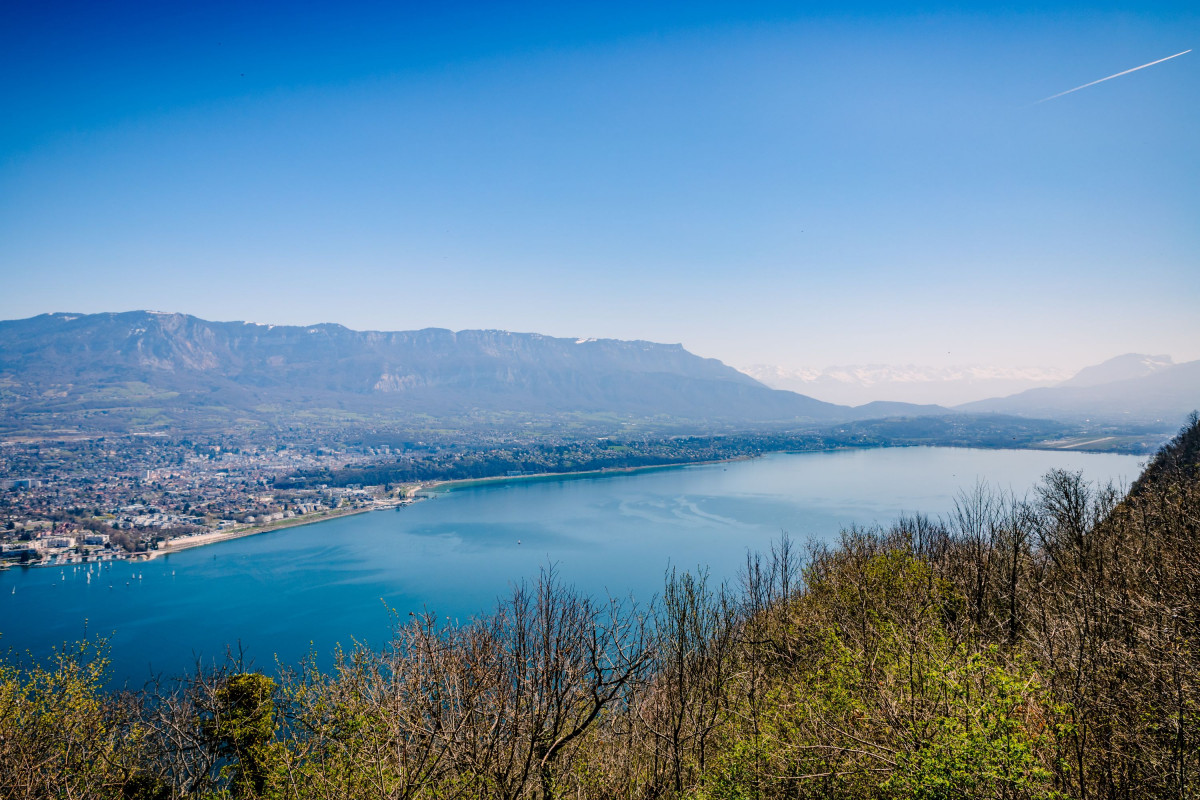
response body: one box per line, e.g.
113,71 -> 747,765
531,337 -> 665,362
420,455 -> 756,495
158,502 -> 398,555
155,455 -> 755,556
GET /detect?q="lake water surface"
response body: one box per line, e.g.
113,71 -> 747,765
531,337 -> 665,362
0,447 -> 1145,686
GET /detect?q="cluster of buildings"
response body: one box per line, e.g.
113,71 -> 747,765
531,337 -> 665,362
0,523 -> 114,565
0,434 -> 403,565
1,425 -> 771,567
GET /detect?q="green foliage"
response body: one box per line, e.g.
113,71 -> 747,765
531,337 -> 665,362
882,651 -> 1061,800
0,639 -> 152,799
203,672 -> 280,799
690,549 -> 1061,800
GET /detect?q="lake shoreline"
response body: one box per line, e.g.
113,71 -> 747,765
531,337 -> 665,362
142,454 -> 792,557
12,458 -> 758,568
35,442 -> 1146,564
15,454 -> 784,571
155,503 -> 389,556
140,455 -> 759,558
419,455 -> 758,495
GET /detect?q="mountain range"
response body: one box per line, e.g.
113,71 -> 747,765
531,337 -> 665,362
0,312 -> 945,433
749,353 -> 1196,426
957,355 -> 1197,423
1,312 -> 1193,435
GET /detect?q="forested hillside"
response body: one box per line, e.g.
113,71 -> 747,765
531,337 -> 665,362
3,415 -> 1198,799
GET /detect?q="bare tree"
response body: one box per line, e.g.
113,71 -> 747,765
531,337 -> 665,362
639,567 -> 737,794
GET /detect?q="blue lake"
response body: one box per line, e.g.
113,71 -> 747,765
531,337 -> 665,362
0,447 -> 1145,686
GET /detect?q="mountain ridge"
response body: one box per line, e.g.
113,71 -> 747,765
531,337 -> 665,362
0,311 -> 950,432
1057,353 -> 1174,388
956,355 -> 1199,424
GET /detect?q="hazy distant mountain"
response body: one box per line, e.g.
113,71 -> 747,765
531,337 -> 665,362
741,363 -> 1070,406
840,400 -> 952,420
1,311 -> 886,431
957,354 -> 1199,424
1057,353 -> 1174,388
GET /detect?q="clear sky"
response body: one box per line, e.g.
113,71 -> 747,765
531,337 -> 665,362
2,1 -> 1196,370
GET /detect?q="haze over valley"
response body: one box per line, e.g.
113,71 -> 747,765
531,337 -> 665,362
745,353 -> 1196,418
742,362 -> 1076,406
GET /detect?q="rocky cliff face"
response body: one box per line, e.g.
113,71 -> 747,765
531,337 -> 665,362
0,311 -> 845,425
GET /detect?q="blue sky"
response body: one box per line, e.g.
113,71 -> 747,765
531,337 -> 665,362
2,1 -> 1196,370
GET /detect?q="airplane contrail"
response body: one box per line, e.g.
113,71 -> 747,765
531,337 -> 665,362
1037,48 -> 1191,103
